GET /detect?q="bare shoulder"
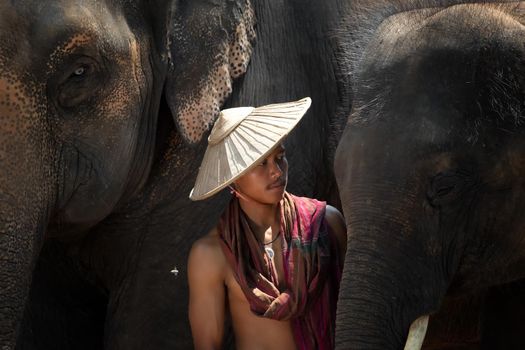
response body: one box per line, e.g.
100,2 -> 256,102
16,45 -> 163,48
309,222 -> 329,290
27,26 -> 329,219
325,205 -> 346,237
325,205 -> 347,258
188,227 -> 226,280
188,227 -> 227,349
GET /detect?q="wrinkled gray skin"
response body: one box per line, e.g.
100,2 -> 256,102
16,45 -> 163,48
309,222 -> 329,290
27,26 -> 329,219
0,0 -> 348,349
335,1 -> 525,349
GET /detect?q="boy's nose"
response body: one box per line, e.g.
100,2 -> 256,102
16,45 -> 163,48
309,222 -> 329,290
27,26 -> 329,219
269,161 -> 283,178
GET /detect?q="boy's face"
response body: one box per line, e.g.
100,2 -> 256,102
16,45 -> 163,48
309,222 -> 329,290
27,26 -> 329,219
234,144 -> 288,205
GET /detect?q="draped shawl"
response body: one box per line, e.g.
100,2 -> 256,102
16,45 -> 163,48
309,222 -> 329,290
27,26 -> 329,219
218,192 -> 342,349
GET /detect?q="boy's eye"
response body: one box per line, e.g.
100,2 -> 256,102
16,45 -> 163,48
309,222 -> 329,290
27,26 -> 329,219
258,159 -> 267,166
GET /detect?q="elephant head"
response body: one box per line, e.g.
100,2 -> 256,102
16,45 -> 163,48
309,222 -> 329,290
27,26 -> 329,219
0,0 -> 255,347
335,1 -> 525,348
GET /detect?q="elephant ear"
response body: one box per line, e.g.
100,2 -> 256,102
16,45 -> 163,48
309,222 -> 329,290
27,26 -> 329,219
165,0 -> 256,144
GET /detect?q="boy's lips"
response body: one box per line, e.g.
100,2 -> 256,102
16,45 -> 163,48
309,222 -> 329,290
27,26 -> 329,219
268,180 -> 286,189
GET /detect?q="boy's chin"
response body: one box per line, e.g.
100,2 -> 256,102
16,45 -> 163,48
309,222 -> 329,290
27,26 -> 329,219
245,188 -> 285,205
264,191 -> 285,204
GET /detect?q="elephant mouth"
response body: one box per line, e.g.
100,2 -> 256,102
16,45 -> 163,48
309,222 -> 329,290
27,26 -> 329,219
49,179 -> 97,237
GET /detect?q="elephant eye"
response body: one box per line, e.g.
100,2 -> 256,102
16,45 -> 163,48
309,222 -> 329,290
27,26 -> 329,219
73,66 -> 86,76
55,58 -> 103,109
68,64 -> 93,80
427,170 -> 472,207
434,177 -> 456,196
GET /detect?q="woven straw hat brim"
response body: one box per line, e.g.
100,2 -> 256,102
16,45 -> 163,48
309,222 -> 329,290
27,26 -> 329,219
189,97 -> 311,201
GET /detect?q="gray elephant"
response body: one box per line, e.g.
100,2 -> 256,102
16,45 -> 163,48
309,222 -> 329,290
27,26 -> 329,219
335,0 -> 525,349
0,0 -> 348,349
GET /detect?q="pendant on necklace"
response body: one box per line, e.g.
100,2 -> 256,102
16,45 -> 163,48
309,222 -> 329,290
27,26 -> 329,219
264,246 -> 275,259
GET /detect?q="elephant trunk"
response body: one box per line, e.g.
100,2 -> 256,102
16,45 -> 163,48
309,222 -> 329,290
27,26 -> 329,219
335,230 -> 403,347
0,77 -> 56,348
333,171 -> 449,350
0,201 -> 51,347
335,218 -> 438,349
333,124 -> 450,349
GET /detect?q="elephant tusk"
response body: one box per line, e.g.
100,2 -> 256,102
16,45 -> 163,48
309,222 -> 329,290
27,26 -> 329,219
404,315 -> 429,350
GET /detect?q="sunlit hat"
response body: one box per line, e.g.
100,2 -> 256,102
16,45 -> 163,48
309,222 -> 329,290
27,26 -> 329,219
189,97 -> 312,201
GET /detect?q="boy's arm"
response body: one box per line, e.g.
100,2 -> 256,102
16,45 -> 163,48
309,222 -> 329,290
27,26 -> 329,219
325,205 -> 348,263
187,234 -> 227,350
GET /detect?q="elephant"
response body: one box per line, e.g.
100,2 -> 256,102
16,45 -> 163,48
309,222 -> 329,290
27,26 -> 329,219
0,0 -> 348,349
334,0 -> 525,349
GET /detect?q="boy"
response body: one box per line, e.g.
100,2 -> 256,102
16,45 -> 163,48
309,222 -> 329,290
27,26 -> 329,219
188,98 -> 346,349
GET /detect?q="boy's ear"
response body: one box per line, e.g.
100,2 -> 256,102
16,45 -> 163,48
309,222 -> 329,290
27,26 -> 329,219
164,0 -> 256,144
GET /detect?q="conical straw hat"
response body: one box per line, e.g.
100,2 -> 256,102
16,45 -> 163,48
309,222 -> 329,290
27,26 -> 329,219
189,97 -> 312,201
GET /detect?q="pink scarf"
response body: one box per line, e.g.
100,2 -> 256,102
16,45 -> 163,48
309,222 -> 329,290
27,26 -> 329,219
218,192 -> 342,349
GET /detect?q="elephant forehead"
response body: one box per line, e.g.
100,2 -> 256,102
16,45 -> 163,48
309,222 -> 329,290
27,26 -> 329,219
364,3 -> 525,71
0,1 -> 133,67
349,3 -> 525,130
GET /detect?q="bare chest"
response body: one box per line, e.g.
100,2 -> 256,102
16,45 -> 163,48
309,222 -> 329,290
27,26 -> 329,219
223,253 -> 296,350
225,240 -> 287,301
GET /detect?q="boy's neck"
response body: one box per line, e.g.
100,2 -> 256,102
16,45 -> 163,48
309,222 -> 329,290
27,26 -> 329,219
238,197 -> 280,234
